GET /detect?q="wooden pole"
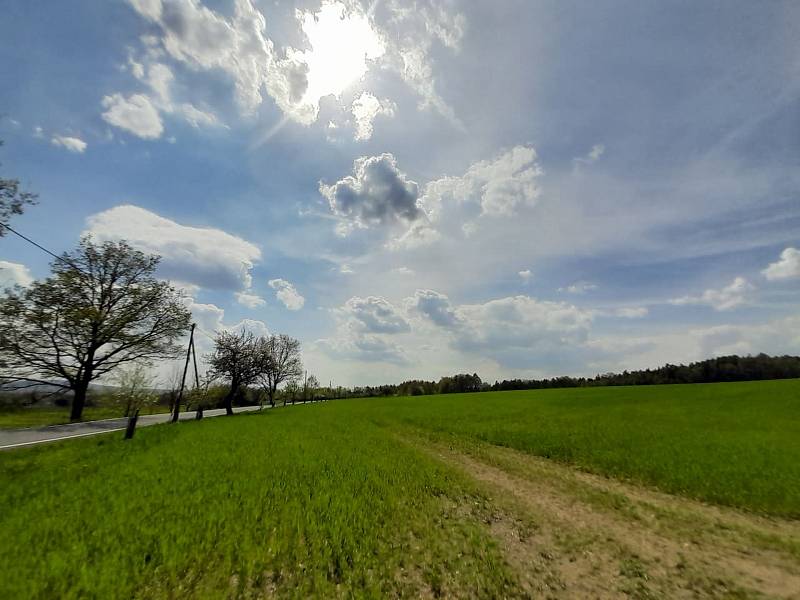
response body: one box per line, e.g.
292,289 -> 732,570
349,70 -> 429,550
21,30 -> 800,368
190,335 -> 203,420
172,323 -> 195,423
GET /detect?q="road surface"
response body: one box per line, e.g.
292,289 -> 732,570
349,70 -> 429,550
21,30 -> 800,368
0,405 -> 263,450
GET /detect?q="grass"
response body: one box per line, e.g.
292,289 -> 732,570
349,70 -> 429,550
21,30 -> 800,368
1,379 -> 798,597
0,404 -> 170,429
0,407 -> 516,599
361,379 -> 800,517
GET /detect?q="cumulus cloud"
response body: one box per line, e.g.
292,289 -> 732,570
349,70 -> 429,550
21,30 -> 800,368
573,143 -> 605,172
351,92 -> 396,141
422,146 -> 542,220
235,292 -> 266,309
315,331 -> 409,365
671,276 -> 754,311
763,247 -> 800,281
406,289 -> 460,327
268,278 -> 305,310
101,93 -> 164,139
315,294 -> 411,364
50,135 -> 87,153
340,296 -> 410,333
519,269 -> 532,283
0,260 -> 34,288
84,205 -> 261,292
404,290 -> 595,369
320,153 -> 422,232
125,0 -> 317,124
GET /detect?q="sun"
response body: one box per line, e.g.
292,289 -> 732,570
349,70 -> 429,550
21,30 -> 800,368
298,1 -> 385,104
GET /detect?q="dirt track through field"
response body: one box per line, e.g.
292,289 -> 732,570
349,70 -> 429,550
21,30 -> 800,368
405,434 -> 800,599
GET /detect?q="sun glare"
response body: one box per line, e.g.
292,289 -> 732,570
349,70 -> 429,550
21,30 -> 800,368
298,1 -> 385,104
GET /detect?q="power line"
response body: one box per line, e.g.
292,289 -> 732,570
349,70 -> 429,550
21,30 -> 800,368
0,222 -> 89,277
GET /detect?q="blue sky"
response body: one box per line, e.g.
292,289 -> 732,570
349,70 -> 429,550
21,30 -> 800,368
1,0 -> 799,386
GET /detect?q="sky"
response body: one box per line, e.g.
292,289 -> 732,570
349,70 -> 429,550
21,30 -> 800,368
1,0 -> 799,387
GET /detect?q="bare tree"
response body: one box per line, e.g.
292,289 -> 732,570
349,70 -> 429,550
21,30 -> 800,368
0,140 -> 37,236
257,334 -> 302,408
115,362 -> 158,418
114,362 -> 158,439
0,238 -> 191,421
207,329 -> 263,415
304,373 -> 320,403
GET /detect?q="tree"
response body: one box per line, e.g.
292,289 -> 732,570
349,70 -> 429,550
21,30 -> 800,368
207,329 -> 263,415
0,140 -> 37,235
257,334 -> 302,408
0,237 -> 191,421
304,373 -> 319,402
114,362 -> 158,418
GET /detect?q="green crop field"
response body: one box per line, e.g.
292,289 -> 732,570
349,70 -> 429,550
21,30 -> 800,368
1,379 -> 799,598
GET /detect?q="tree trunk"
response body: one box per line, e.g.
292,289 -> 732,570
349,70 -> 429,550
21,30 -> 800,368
70,381 -> 89,422
124,409 -> 140,440
224,384 -> 236,415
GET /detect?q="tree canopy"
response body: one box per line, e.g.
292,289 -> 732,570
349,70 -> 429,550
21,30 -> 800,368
0,237 -> 191,420
0,140 -> 37,235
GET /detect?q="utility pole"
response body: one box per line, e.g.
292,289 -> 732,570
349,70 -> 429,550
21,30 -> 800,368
191,333 -> 202,420
172,323 -> 195,423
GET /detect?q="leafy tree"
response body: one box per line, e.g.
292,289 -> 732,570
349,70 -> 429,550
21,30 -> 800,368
257,334 -> 303,408
207,329 -> 263,415
0,238 -> 191,421
114,362 -> 158,418
0,140 -> 37,235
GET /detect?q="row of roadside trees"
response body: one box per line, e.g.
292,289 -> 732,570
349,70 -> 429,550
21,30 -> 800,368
0,236 -> 312,425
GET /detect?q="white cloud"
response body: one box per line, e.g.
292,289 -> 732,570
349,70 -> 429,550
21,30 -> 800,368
671,276 -> 754,311
386,222 -> 440,250
84,205 -> 261,292
455,295 -> 591,347
615,307 -> 648,319
519,269 -> 532,283
422,146 -> 543,219
392,266 -> 415,275
573,143 -> 605,172
406,289 -> 460,327
101,93 -> 164,139
235,292 -> 266,309
315,330 -> 408,365
268,278 -> 305,310
404,291 -> 595,370
125,0 -> 316,124
340,296 -> 410,333
0,260 -> 33,288
559,282 -> 598,294
33,126 -> 44,138
320,153 -> 422,232
50,135 -> 87,153
763,247 -> 800,281
351,92 -> 396,141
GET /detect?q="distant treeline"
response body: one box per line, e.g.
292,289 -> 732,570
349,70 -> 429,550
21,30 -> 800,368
340,354 -> 800,398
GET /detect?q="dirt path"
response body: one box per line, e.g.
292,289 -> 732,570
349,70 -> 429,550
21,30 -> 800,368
405,434 -> 800,599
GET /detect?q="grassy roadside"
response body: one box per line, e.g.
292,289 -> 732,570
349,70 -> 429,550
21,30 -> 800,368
0,405 -> 171,429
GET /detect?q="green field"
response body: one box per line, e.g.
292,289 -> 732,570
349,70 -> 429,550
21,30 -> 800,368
1,380 -> 799,598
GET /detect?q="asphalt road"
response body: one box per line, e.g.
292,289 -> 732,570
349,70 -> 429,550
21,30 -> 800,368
0,405 -> 263,450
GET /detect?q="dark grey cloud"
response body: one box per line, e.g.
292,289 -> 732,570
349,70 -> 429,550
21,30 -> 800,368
319,153 -> 421,233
